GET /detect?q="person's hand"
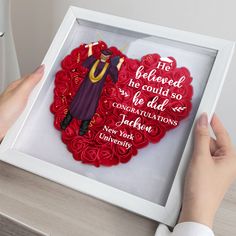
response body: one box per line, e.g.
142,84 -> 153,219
0,65 -> 44,141
179,113 -> 236,228
119,57 -> 125,63
88,43 -> 93,48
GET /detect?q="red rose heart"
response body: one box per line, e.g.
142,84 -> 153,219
50,41 -> 193,167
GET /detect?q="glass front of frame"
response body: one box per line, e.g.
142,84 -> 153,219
12,19 -> 217,206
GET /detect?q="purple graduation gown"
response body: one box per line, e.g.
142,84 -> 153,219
70,55 -> 118,120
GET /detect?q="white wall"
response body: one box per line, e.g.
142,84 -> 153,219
10,0 -> 236,144
11,0 -> 53,75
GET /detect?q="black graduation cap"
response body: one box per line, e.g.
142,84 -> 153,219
101,49 -> 113,56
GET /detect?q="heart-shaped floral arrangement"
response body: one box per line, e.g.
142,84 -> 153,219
50,41 -> 193,167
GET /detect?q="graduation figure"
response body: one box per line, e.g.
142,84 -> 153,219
61,42 -> 125,135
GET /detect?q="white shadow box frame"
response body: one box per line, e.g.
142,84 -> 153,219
0,6 -> 234,227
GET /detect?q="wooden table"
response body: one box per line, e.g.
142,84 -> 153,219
0,161 -> 235,236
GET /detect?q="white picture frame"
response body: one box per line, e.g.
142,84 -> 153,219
0,6 -> 234,227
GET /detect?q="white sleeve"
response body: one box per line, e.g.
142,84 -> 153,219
155,222 -> 215,236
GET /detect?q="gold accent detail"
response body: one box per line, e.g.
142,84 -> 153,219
119,43 -> 129,52
89,60 -> 109,83
77,53 -> 80,63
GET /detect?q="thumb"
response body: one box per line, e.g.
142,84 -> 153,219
20,65 -> 44,94
193,113 -> 211,156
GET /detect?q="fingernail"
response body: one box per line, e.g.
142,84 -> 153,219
34,65 -> 45,74
198,113 -> 208,128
